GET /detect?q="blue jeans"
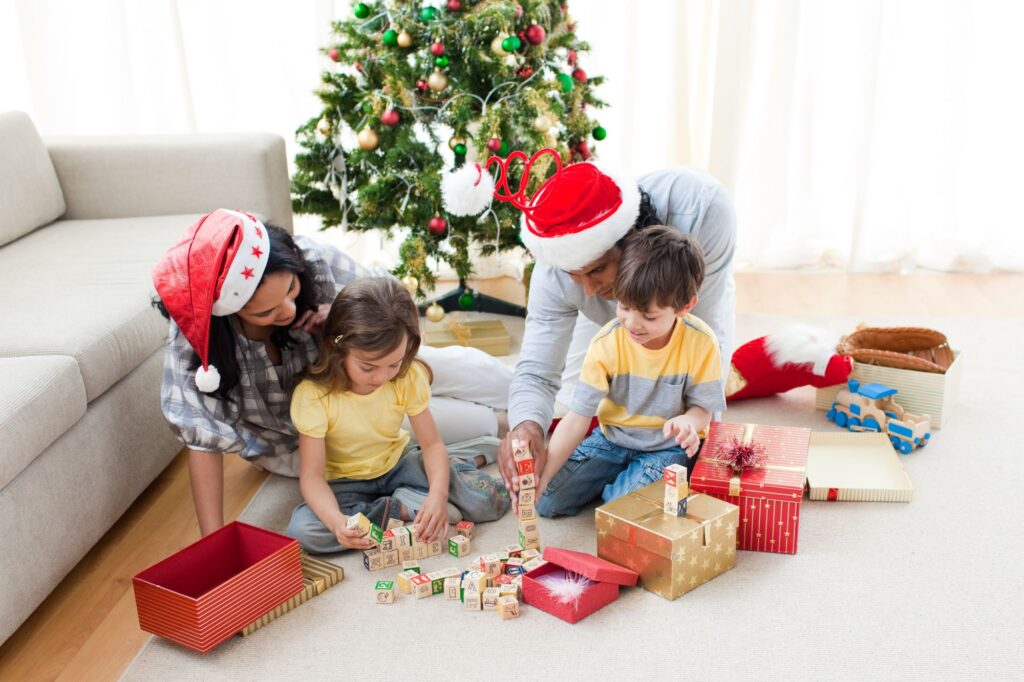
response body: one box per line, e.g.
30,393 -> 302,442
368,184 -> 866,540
287,440 -> 510,554
536,429 -> 687,518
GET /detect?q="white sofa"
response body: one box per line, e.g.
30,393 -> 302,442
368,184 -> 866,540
0,111 -> 293,643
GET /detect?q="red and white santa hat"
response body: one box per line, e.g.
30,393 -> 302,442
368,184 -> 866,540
152,209 -> 270,393
441,148 -> 640,272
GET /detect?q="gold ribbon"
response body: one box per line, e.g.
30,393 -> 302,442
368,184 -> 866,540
444,314 -> 471,346
633,490 -> 712,545
703,424 -> 804,495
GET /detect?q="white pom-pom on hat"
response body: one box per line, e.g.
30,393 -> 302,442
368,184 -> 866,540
441,162 -> 495,216
195,365 -> 221,393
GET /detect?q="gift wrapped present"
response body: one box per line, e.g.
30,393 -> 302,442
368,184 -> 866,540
422,315 -> 511,356
690,422 -> 811,555
133,522 -> 304,653
522,547 -> 638,623
595,482 -> 739,601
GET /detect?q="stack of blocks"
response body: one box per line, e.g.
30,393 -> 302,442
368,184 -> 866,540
513,439 -> 541,550
663,463 -> 688,516
363,520 -> 446,572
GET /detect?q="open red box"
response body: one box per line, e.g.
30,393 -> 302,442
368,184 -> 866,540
133,521 -> 303,653
522,547 -> 638,624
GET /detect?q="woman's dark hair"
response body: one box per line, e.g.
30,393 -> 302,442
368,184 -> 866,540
153,224 -> 320,401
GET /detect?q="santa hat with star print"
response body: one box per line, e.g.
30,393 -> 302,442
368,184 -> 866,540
152,209 -> 270,392
441,148 -> 640,272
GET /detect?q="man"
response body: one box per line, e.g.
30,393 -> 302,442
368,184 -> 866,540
442,150 -> 736,506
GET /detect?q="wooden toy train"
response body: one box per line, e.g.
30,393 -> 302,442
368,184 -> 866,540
825,379 -> 932,454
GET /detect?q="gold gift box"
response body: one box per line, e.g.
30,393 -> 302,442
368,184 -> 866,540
596,481 -> 739,600
423,317 -> 511,356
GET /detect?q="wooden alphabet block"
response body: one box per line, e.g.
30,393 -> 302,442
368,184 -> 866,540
402,560 -> 421,574
482,587 -> 501,611
445,576 -> 461,599
347,513 -> 383,545
511,439 -> 533,461
497,595 -> 520,620
428,572 -> 446,595
411,574 -> 433,600
518,502 -> 537,521
381,549 -> 399,569
521,548 -> 541,561
454,520 -> 475,540
396,569 -> 418,594
379,531 -> 397,553
518,488 -> 536,506
517,472 -> 536,490
428,539 -> 444,556
464,589 -> 482,610
363,549 -> 383,572
374,580 -> 395,604
504,544 -> 524,558
499,583 -> 520,600
448,534 -> 470,558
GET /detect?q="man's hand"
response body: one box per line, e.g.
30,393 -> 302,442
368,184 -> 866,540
663,415 -> 701,457
498,420 -> 546,514
295,303 -> 332,335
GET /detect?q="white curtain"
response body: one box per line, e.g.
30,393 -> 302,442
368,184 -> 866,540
3,0 -> 1022,273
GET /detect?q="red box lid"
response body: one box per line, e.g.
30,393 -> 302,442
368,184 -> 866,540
542,547 -> 638,586
692,422 -> 811,502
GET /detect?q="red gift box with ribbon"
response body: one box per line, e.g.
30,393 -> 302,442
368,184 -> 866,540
132,521 -> 304,653
522,547 -> 638,623
690,422 -> 812,555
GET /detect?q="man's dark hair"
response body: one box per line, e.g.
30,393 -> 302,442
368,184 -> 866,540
615,225 -> 705,311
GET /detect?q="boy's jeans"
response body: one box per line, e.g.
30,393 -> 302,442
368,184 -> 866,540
536,429 -> 688,518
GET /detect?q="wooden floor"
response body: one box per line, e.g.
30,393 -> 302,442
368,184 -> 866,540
1,271 -> 1021,681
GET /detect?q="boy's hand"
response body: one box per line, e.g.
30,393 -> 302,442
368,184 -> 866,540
331,516 -> 375,550
663,416 -> 701,457
498,421 -> 546,514
413,492 -> 449,543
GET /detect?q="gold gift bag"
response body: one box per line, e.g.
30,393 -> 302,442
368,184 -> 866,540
596,481 -> 739,600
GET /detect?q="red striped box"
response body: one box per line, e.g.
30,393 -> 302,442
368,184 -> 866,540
133,521 -> 303,653
690,423 -> 811,555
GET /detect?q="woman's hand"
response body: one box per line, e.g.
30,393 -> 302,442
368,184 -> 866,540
413,492 -> 450,543
295,303 -> 331,335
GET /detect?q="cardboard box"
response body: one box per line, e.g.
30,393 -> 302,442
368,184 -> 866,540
814,351 -> 963,428
806,431 -> 913,502
522,547 -> 638,624
596,483 -> 738,600
423,317 -> 511,356
133,522 -> 303,653
690,422 -> 811,555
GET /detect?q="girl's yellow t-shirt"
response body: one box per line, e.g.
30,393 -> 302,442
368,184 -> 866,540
290,362 -> 431,480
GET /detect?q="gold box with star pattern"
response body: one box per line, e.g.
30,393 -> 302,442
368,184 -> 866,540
595,481 -> 739,601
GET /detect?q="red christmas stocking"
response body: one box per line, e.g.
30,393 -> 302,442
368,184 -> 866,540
726,325 -> 853,402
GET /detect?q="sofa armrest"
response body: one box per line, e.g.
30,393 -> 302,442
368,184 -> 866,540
45,133 -> 293,230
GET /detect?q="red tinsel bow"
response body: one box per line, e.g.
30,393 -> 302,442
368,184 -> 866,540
714,436 -> 768,473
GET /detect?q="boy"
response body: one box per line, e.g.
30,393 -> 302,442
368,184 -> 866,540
535,226 -> 726,517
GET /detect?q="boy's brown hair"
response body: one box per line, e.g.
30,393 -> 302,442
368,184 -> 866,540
615,225 -> 705,311
307,277 -> 430,394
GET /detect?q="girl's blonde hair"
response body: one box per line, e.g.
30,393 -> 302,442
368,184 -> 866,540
307,277 -> 430,393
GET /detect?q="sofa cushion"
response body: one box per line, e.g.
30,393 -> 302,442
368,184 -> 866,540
0,214 -> 198,401
0,111 -> 67,247
0,356 -> 87,492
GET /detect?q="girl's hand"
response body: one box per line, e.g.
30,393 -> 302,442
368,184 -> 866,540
332,517 -> 375,550
663,416 -> 700,457
295,303 -> 332,335
413,492 -> 449,543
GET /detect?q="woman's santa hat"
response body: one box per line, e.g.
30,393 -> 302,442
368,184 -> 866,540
441,148 -> 640,272
152,209 -> 270,392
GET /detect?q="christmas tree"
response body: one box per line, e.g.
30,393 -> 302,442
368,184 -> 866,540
291,0 -> 606,313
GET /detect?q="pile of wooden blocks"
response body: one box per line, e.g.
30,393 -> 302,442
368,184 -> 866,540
240,554 -> 345,635
512,439 -> 541,551
361,516 -> 449,571
663,463 -> 689,516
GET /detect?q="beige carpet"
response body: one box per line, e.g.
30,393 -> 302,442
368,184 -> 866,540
123,314 -> 1023,681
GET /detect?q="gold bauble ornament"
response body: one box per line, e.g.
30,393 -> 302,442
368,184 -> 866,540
317,117 -> 332,136
545,131 -> 558,147
357,127 -> 379,151
491,35 -> 509,56
427,69 -> 449,92
397,30 -> 413,48
449,135 -> 466,151
400,274 -> 419,293
533,115 -> 552,133
425,302 -> 445,323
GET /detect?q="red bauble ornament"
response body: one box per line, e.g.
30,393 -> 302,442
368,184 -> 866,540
567,49 -> 577,66
447,0 -> 462,10
430,42 -> 445,56
518,66 -> 534,79
575,141 -> 591,160
525,24 -> 545,45
381,109 -> 400,127
354,60 -> 363,72
428,216 -> 448,235
416,79 -> 429,92
572,68 -> 588,82
487,137 -> 502,152
328,47 -> 340,62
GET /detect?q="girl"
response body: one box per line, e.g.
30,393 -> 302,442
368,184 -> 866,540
285,277 -> 509,552
152,209 -> 512,537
